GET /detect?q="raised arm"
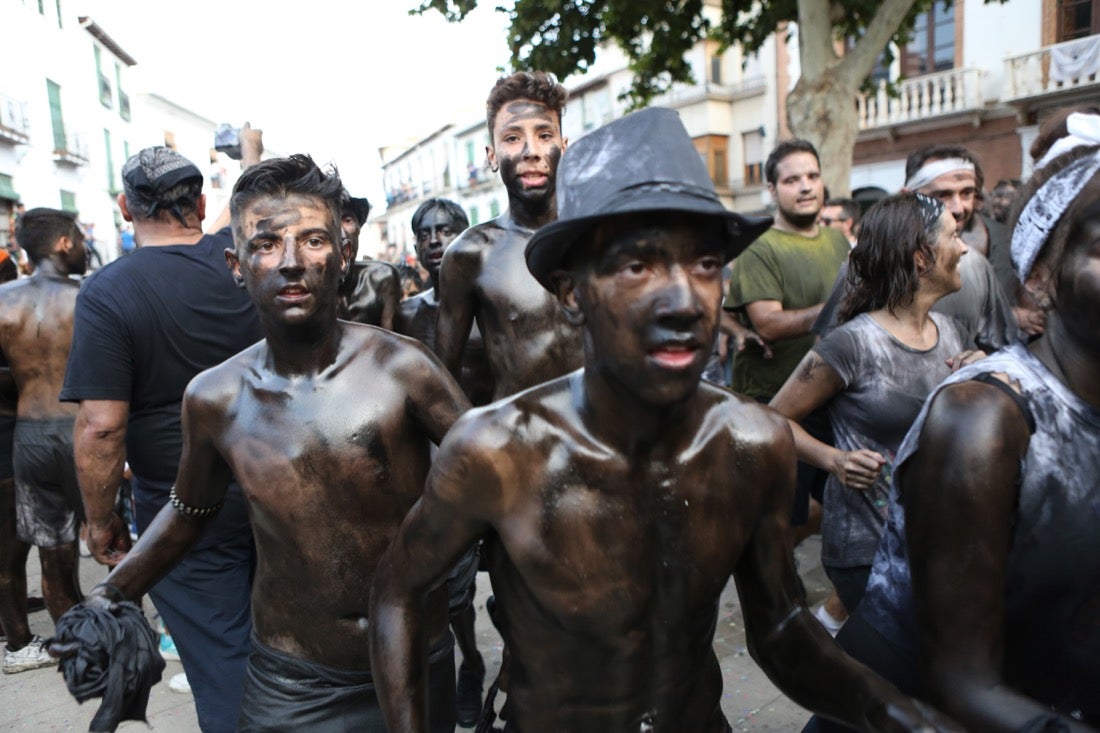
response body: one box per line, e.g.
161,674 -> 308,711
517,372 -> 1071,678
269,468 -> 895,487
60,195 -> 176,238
770,351 -> 884,490
434,241 -> 480,378
94,378 -> 234,601
74,399 -> 131,566
734,417 -> 955,732
370,420 -> 497,732
902,383 -> 1090,732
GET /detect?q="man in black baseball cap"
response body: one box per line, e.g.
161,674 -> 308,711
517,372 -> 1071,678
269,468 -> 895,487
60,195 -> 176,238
371,108 -> 955,733
63,140 -> 263,733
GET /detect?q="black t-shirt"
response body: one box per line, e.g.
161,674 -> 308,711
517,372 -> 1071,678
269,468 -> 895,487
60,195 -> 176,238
60,228 -> 260,484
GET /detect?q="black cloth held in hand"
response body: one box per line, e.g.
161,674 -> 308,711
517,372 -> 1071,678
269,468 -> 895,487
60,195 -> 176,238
47,600 -> 166,732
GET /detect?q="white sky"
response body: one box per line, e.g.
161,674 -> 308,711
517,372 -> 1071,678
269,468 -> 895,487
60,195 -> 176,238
74,0 -> 516,208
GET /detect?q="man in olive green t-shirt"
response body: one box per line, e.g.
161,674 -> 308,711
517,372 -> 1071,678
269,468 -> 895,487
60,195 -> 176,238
726,140 -> 848,400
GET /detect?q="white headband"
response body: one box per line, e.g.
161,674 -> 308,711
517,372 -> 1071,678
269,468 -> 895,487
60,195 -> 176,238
904,157 -> 975,191
1011,149 -> 1100,282
1035,112 -> 1100,169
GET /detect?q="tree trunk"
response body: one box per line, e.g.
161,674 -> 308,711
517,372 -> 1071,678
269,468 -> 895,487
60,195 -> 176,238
787,71 -> 861,198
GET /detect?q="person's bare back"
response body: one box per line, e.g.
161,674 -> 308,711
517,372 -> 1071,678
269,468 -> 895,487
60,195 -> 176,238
0,275 -> 80,420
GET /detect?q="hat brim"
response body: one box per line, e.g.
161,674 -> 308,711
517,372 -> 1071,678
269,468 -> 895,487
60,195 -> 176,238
525,195 -> 773,292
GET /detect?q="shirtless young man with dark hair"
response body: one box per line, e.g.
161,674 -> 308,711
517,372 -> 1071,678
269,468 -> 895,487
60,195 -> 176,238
66,155 -> 469,732
434,71 -> 581,399
0,207 -> 85,673
371,108 -> 958,733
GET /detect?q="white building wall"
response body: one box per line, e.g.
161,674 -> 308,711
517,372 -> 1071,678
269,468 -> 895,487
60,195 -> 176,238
0,3 -> 137,261
963,0 -> 1042,102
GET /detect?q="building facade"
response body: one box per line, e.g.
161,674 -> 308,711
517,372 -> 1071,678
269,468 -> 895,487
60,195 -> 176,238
850,0 -> 1100,198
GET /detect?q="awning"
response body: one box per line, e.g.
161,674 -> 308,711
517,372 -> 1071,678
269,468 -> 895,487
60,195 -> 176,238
0,174 -> 19,202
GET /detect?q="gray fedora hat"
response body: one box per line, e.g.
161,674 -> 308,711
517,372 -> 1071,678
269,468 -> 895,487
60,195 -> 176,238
525,107 -> 772,291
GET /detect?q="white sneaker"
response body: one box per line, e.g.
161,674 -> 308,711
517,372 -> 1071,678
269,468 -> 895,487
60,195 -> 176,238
3,635 -> 58,674
812,603 -> 846,637
168,672 -> 191,694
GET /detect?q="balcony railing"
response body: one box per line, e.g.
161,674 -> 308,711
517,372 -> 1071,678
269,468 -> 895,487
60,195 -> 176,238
0,94 -> 30,144
857,67 -> 985,130
1004,33 -> 1100,101
53,131 -> 90,165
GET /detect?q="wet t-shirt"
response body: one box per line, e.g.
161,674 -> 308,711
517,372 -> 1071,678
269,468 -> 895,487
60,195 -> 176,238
812,312 -> 969,568
860,342 -> 1100,722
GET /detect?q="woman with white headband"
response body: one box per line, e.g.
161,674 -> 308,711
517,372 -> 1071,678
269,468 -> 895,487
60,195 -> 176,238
805,106 -> 1100,733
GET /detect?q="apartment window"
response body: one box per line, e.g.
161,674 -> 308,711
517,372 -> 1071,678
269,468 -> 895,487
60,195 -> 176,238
742,129 -> 764,187
903,4 -> 955,76
1059,0 -> 1100,40
707,41 -> 724,84
489,199 -> 500,218
59,190 -> 77,213
469,205 -> 479,226
116,62 -> 130,121
104,128 -> 116,193
55,0 -> 62,27
47,79 -> 67,152
37,0 -> 44,14
94,46 -> 112,108
693,135 -> 730,189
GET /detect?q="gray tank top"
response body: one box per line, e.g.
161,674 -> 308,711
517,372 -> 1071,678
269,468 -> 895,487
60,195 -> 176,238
859,342 -> 1100,721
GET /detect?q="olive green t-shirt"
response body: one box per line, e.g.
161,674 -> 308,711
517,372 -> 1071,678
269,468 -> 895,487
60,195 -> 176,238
725,227 -> 849,398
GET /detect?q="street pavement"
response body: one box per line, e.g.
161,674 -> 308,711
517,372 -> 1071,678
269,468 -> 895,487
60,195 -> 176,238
2,539 -> 831,732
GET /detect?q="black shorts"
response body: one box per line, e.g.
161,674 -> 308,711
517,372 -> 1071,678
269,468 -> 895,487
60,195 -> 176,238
13,417 -> 82,547
237,632 -> 456,733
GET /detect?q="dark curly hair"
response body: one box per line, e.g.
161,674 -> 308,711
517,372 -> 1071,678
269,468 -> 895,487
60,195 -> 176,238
485,71 -> 567,135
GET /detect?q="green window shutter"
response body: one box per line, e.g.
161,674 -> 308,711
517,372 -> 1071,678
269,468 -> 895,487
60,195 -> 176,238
104,128 -> 116,192
47,80 -> 66,152
469,205 -> 479,226
0,174 -> 19,202
60,190 -> 77,213
55,0 -> 62,27
489,199 -> 500,217
466,141 -> 475,165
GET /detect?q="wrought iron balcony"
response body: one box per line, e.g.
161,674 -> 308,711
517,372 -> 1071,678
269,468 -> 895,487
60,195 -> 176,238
857,67 -> 986,130
1004,33 -> 1100,102
0,94 -> 30,144
53,131 -> 90,165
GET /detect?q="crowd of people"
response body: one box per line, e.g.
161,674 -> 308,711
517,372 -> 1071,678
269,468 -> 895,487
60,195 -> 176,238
0,70 -> 1094,733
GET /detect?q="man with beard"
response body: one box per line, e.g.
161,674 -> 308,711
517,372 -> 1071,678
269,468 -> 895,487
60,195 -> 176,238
725,139 -> 849,537
337,194 -> 401,330
370,108 -> 958,733
902,146 -> 1026,343
393,197 -> 491,725
0,208 -> 86,673
434,71 -> 582,400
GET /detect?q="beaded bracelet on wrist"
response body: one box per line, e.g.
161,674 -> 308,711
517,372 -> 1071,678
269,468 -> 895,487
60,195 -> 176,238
169,486 -> 223,519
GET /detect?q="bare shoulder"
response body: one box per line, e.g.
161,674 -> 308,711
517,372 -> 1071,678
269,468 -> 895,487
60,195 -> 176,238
341,321 -> 449,378
362,259 -> 399,285
441,376 -> 572,462
922,379 -> 1030,448
184,341 -> 264,410
704,383 -> 793,450
446,220 -> 502,259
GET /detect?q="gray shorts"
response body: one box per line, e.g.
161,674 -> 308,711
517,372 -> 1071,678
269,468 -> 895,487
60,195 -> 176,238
14,417 -> 82,547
